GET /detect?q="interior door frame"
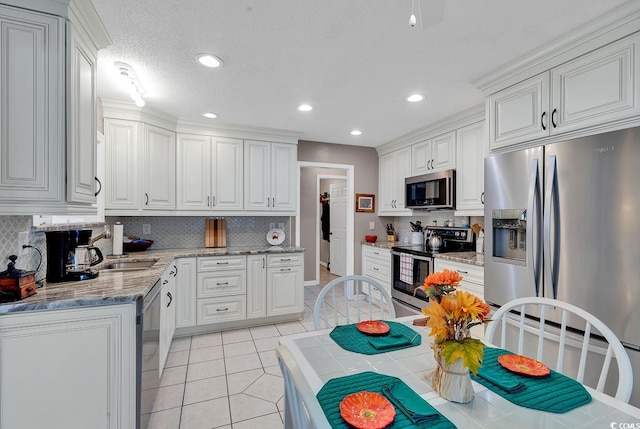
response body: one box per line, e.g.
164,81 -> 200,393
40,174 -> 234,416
297,162 -> 355,286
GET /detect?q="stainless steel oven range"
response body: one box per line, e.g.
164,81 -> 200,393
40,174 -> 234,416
390,226 -> 474,310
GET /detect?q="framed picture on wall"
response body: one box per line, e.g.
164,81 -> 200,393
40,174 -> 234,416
355,194 -> 375,212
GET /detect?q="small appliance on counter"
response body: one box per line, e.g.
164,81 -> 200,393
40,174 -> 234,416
0,255 -> 36,302
44,230 -> 103,282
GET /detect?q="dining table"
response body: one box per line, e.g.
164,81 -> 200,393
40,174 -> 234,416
277,316 -> 640,429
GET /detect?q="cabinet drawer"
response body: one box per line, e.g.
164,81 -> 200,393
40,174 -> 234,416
363,259 -> 390,284
197,296 -> 246,324
434,259 -> 483,284
197,271 -> 246,298
362,245 -> 390,263
197,255 -> 246,271
267,253 -> 303,267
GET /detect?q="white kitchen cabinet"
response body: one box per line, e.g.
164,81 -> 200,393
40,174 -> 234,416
434,258 -> 484,339
159,264 -> 177,375
105,120 -> 176,211
266,254 -> 304,316
175,257 -> 197,328
244,140 -> 297,212
361,245 -> 391,300
0,303 -> 136,429
196,255 -> 247,324
411,131 -> 456,175
142,124 -> 176,209
246,254 -> 267,318
176,134 -> 243,211
378,147 -> 412,216
0,6 -> 65,206
455,121 -> 486,216
488,32 -> 640,149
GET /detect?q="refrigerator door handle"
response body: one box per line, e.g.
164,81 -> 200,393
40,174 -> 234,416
527,158 -> 541,296
544,155 -> 558,298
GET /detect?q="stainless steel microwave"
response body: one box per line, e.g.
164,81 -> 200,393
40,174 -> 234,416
405,169 -> 455,210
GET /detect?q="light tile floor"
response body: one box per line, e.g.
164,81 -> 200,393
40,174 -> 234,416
144,266 -> 341,429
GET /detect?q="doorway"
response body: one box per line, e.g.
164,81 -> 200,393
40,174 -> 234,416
297,162 -> 355,286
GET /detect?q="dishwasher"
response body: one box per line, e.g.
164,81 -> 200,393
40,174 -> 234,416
136,278 -> 161,429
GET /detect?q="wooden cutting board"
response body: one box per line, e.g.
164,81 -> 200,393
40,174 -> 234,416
205,219 -> 226,247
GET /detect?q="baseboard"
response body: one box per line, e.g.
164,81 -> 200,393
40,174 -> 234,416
319,261 -> 328,267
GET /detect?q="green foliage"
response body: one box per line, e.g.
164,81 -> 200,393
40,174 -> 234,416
440,338 -> 485,375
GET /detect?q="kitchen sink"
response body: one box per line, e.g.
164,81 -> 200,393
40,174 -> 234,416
100,259 -> 159,272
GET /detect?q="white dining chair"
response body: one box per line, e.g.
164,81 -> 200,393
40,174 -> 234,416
313,274 -> 396,330
276,345 -> 330,429
485,297 -> 633,403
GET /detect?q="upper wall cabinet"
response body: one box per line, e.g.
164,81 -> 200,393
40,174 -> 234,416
176,134 -> 243,211
455,121 -> 486,216
378,147 -> 412,216
244,140 -> 296,213
488,32 -> 640,149
411,131 -> 456,175
0,6 -> 65,208
105,119 -> 176,212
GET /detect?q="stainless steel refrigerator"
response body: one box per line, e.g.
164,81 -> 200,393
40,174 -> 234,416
484,126 -> 640,406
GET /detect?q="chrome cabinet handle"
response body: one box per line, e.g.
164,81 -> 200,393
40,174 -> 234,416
217,261 -> 229,265
456,270 -> 468,274
280,268 -> 291,272
216,307 -> 229,312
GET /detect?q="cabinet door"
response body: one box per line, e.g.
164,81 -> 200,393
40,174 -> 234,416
431,131 -> 456,171
246,255 -> 267,318
0,7 -> 64,204
176,134 -> 210,210
271,143 -> 297,211
411,139 -> 432,175
267,265 -> 304,316
66,22 -> 97,204
488,73 -> 549,149
212,137 -> 243,210
0,304 -> 135,429
244,140 -> 271,210
393,147 -> 412,212
105,119 -> 140,209
143,124 -> 175,209
455,121 -> 486,214
551,33 -> 640,135
159,268 -> 176,375
378,152 -> 396,213
175,258 -> 197,328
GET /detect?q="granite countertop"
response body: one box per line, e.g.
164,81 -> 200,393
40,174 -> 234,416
361,241 -> 397,249
0,246 -> 304,315
434,251 -> 484,267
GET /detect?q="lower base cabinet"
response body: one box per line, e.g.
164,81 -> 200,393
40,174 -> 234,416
266,253 -> 304,315
0,304 -> 136,429
159,264 -> 177,374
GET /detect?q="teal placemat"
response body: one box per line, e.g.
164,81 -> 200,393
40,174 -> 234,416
471,347 -> 592,413
317,371 -> 456,429
329,321 -> 421,355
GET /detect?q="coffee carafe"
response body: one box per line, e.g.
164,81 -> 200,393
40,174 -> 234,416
45,230 -> 104,282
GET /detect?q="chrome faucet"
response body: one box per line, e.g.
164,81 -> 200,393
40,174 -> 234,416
89,225 -> 112,246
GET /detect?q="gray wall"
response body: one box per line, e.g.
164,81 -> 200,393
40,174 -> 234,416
298,140 -> 390,282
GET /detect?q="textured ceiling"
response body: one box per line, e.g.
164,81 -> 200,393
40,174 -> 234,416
92,0 -> 629,147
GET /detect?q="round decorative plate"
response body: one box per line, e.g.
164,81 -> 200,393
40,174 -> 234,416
357,320 -> 390,335
266,228 -> 285,246
498,354 -> 550,377
339,391 -> 395,429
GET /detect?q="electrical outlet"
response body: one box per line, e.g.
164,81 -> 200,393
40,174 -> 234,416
369,221 -> 375,230
17,231 -> 30,255
270,223 -> 275,229
278,223 -> 284,230
142,224 -> 151,235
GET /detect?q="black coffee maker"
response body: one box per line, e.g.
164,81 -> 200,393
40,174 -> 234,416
45,230 -> 104,282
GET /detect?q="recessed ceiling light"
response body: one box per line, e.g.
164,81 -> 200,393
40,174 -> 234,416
203,112 -> 218,119
196,54 -> 223,68
350,130 -> 362,136
407,94 -> 424,102
298,104 -> 313,112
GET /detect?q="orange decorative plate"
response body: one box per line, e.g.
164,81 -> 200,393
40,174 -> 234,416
357,320 -> 390,335
339,391 -> 396,429
498,354 -> 550,377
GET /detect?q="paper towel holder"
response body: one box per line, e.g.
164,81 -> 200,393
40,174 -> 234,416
106,223 -> 128,259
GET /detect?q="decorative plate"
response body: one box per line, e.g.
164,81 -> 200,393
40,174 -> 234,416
339,391 -> 395,429
498,354 -> 550,377
266,228 -> 285,246
357,320 -> 390,335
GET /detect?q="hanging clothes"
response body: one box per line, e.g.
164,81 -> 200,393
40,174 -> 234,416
321,201 -> 330,241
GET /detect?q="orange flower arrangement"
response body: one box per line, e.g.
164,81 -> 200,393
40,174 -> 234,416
418,270 -> 491,375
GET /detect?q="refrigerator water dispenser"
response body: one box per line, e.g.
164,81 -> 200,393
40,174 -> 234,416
492,209 -> 527,265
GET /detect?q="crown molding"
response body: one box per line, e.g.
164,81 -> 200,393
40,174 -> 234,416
101,100 -> 178,131
376,104 -> 484,155
68,0 -> 112,50
474,1 -> 640,95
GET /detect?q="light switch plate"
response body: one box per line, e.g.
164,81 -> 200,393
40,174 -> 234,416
369,221 -> 375,230
142,224 -> 151,235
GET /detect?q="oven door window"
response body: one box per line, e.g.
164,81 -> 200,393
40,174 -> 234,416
392,253 -> 431,303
